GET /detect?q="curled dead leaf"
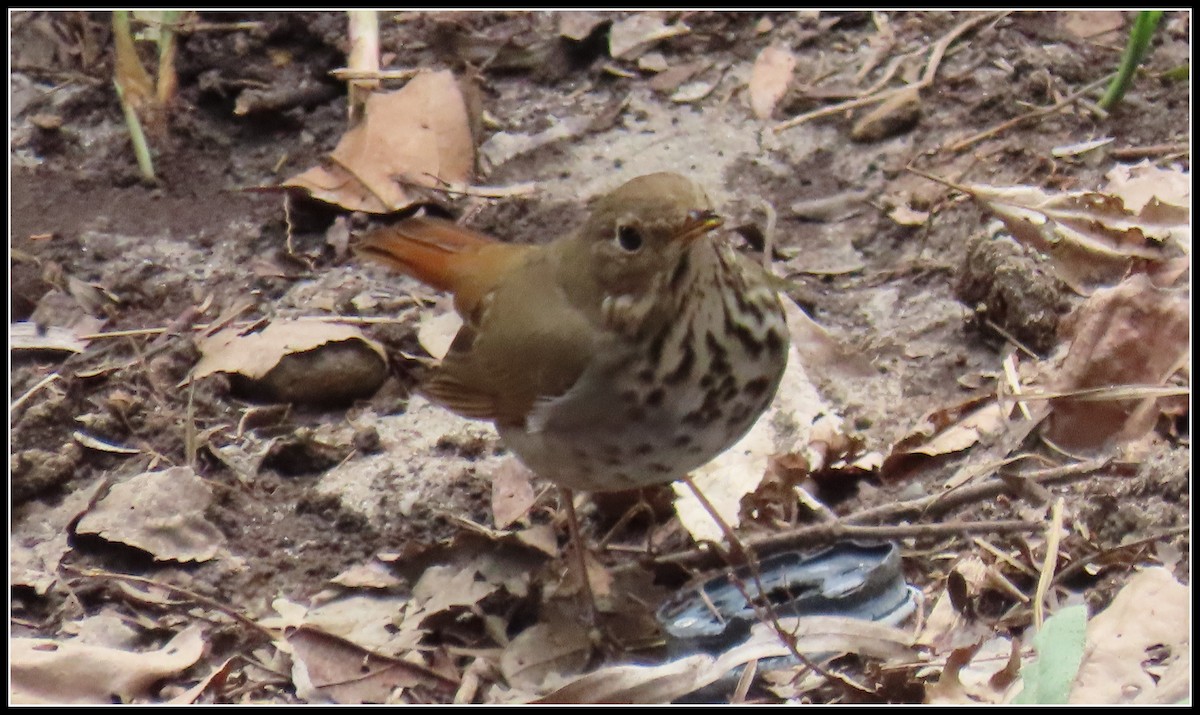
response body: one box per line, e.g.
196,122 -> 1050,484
192,319 -> 388,406
609,14 -> 689,60
75,466 -> 225,563
282,71 -> 473,213
959,173 -> 1189,293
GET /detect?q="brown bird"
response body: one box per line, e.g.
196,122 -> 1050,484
358,172 -> 789,605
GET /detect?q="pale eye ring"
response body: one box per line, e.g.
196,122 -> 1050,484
616,224 -> 643,252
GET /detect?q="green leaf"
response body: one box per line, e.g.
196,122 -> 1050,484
1013,604 -> 1088,704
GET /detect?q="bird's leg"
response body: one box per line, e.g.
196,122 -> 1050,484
559,486 -> 599,627
680,475 -> 752,565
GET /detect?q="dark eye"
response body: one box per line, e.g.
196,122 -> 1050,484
616,225 -> 643,252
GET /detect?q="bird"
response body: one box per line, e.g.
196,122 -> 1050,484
357,172 -> 789,612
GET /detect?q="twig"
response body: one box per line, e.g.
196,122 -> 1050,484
945,73 -> 1115,152
63,566 -> 277,640
1052,525 -> 1190,586
1031,498 -> 1065,630
649,519 -> 1039,571
10,373 -> 62,413
329,68 -> 422,81
403,174 -> 540,199
1110,142 -> 1191,161
774,12 -> 1004,133
345,10 -> 380,123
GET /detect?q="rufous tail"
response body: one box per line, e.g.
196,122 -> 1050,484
356,217 -> 525,312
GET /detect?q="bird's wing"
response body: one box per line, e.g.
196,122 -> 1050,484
423,252 -> 599,427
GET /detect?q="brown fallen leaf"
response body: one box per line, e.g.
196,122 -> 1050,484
11,626 -> 205,704
491,457 -> 537,530
881,395 -> 1014,481
286,625 -> 455,704
11,477 -> 108,594
501,615 -> 593,692
648,59 -> 710,94
608,13 -> 689,60
958,177 -> 1188,294
192,318 -> 388,406
1058,10 -> 1126,41
283,70 -> 473,213
1045,274 -> 1190,450
1071,567 -> 1189,704
75,466 -> 225,563
748,45 -> 796,119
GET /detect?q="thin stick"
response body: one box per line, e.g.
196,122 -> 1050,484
945,73 -> 1115,152
1031,498 -> 1065,630
10,373 -> 62,413
774,12 -> 1004,133
64,566 -> 276,639
559,486 -> 599,627
329,68 -> 421,81
639,458 -> 1117,573
1110,142 -> 1190,160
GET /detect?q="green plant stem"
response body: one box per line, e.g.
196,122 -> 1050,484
1098,11 -> 1164,111
114,79 -> 156,182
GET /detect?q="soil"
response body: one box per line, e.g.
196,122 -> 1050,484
9,10 -> 1191,704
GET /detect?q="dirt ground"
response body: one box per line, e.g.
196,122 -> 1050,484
9,10 -> 1191,704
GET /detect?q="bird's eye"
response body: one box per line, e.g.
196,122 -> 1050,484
616,225 -> 643,252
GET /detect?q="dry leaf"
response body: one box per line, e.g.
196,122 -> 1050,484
648,59 -> 709,94
1058,10 -> 1126,41
670,79 -> 717,104
962,177 -> 1188,293
412,565 -> 499,622
888,202 -> 930,227
538,615 -> 913,704
537,654 -> 715,704
491,457 -> 536,530
881,395 -> 1014,480
1045,275 -> 1190,450
192,318 -> 388,405
11,626 -> 205,704
11,477 -> 107,594
301,593 -> 423,656
918,557 -> 1006,654
75,466 -> 225,563
287,626 -> 452,704
330,561 -> 404,590
636,51 -> 669,73
417,308 -> 464,361
1051,137 -> 1114,158
1103,161 -> 1191,252
748,45 -> 796,119
283,71 -> 473,213
1071,567 -> 1189,704
608,14 -> 689,60
558,12 -> 607,41
501,617 -> 593,692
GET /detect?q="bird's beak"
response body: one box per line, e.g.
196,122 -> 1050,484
674,209 -> 723,243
